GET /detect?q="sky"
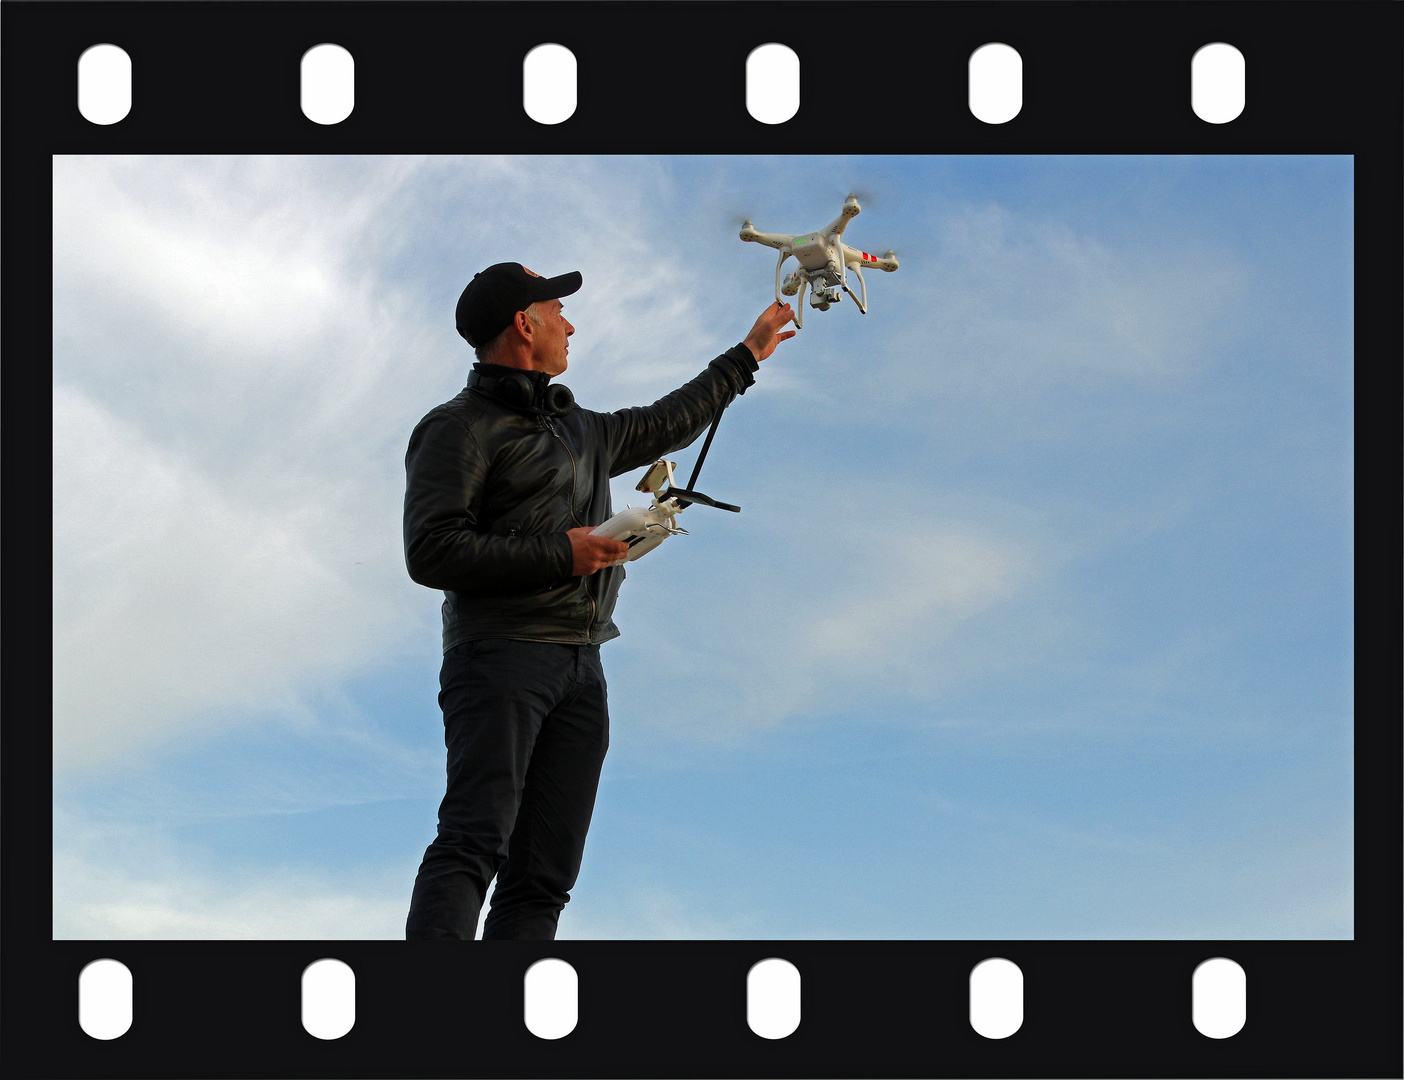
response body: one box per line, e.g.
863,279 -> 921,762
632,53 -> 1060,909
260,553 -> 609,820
52,154 -> 1353,940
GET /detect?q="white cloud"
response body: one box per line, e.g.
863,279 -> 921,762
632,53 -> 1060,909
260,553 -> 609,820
52,157 -> 458,769
52,381 -> 419,769
559,883 -> 761,940
801,527 -> 1029,664
55,156 -> 422,337
53,813 -> 410,939
776,199 -> 1248,430
57,863 -> 408,940
928,201 -> 1244,377
605,477 -> 1049,744
53,156 -> 452,475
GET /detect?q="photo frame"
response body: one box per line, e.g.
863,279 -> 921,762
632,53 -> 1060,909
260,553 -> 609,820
6,2 -> 1400,1076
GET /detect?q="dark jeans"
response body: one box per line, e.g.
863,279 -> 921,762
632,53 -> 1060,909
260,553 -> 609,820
405,638 -> 610,940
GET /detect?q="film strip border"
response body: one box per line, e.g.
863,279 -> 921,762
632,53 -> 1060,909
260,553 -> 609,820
5,2 -> 1402,1077
36,940 -> 1391,1076
1,0 -> 1399,152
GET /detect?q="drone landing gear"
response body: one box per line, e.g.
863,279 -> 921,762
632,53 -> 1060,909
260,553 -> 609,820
843,263 -> 869,313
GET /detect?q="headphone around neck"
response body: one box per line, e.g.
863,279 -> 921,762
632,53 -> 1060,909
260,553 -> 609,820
468,368 -> 575,417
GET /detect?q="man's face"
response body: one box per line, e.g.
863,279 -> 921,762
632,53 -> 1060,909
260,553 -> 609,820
529,298 -> 575,377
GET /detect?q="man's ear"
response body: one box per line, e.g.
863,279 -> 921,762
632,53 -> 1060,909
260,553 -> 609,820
513,309 -> 535,340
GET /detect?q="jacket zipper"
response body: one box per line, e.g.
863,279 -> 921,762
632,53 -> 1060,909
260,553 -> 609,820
545,416 -> 596,641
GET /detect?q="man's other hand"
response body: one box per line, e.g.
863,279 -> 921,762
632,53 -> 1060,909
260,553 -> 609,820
742,301 -> 798,362
568,527 -> 630,574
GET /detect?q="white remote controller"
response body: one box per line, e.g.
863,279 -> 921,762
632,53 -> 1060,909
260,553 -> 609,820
590,456 -> 743,562
591,501 -> 686,562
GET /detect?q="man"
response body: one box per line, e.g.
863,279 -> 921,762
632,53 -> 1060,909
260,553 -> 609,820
403,261 -> 795,940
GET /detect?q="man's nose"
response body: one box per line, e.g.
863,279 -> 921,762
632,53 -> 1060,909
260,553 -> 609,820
565,321 -> 575,336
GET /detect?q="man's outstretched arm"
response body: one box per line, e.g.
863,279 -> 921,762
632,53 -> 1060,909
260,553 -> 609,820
600,302 -> 797,475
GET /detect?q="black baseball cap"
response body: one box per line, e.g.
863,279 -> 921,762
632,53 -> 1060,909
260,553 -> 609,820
455,262 -> 583,347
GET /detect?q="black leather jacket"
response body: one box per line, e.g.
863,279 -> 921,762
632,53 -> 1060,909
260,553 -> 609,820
404,345 -> 760,652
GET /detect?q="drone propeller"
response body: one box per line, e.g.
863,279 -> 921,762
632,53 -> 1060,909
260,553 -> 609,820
734,212 -> 794,239
833,185 -> 877,208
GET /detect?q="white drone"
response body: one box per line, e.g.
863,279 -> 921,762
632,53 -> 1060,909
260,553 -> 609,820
740,193 -> 898,328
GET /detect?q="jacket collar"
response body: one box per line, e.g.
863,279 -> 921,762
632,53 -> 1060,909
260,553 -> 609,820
471,362 -> 552,388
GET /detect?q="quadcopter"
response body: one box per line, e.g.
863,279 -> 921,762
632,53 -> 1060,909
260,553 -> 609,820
740,193 -> 898,328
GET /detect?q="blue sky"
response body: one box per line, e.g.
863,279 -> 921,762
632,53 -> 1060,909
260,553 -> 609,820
52,154 -> 1353,939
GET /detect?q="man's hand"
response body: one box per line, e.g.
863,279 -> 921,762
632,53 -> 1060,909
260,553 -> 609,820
742,301 -> 798,362
568,527 -> 630,575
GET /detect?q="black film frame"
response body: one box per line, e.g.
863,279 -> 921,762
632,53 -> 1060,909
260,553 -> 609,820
4,2 -> 1400,1077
